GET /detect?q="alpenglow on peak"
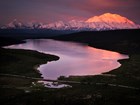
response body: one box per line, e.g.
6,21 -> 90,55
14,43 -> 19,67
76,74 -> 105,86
86,13 -> 135,25
1,13 -> 139,31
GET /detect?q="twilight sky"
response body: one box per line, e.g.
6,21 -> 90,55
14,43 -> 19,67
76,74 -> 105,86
0,0 -> 140,25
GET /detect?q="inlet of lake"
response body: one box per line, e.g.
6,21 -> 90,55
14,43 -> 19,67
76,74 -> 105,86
6,39 -> 129,80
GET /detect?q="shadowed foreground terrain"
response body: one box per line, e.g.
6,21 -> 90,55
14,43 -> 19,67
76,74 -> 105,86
51,29 -> 140,54
0,29 -> 140,105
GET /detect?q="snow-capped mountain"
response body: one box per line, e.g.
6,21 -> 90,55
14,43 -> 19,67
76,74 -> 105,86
46,13 -> 139,31
1,13 -> 140,31
86,13 -> 139,30
86,13 -> 134,24
1,19 -> 44,29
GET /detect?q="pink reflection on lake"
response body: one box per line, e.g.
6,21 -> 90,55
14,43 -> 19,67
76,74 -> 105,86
6,39 -> 129,79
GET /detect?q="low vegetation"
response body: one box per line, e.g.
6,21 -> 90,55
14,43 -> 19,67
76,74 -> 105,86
0,48 -> 59,105
0,29 -> 140,105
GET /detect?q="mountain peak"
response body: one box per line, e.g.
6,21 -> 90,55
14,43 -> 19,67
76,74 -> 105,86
1,13 -> 139,30
86,13 -> 135,25
101,13 -> 119,17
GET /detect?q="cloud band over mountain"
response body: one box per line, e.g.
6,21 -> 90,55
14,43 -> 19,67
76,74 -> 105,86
0,0 -> 140,25
2,13 -> 139,31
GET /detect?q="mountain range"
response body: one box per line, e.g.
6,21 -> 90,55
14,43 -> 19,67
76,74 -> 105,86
1,13 -> 140,31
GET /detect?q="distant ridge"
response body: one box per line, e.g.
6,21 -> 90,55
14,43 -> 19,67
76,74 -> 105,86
86,13 -> 134,24
1,13 -> 140,31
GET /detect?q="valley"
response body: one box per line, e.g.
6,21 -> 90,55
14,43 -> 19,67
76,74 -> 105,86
0,29 -> 140,105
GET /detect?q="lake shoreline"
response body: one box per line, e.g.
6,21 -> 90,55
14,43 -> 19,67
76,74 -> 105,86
0,29 -> 140,105
0,37 -> 132,80
6,39 -> 129,80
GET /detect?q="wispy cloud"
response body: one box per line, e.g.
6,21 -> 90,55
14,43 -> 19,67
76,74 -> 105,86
0,0 -> 140,24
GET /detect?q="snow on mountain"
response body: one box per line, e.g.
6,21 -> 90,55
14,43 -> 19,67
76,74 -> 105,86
1,13 -> 140,31
46,20 -> 88,30
86,13 -> 139,30
4,19 -> 24,29
45,13 -> 140,30
1,19 -> 44,29
86,13 -> 134,24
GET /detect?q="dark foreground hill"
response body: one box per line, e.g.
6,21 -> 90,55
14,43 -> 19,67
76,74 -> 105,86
51,29 -> 140,54
0,29 -> 140,105
0,29 -> 140,54
0,29 -> 72,38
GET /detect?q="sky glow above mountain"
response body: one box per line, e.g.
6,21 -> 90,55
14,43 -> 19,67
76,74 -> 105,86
0,0 -> 140,25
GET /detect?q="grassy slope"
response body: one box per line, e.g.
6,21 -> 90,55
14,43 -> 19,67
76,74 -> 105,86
51,29 -> 140,105
0,29 -> 140,105
0,48 -> 59,77
0,46 -> 59,105
52,29 -> 140,54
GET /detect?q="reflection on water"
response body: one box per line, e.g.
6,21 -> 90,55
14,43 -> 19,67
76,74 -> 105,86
6,39 -> 129,79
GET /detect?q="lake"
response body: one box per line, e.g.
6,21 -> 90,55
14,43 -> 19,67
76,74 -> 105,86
6,39 -> 129,79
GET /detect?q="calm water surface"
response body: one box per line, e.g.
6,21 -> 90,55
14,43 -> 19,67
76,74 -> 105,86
6,39 -> 129,79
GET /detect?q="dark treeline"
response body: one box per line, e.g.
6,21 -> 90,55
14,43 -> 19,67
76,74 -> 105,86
0,29 -> 140,54
0,29 -> 140,105
51,29 -> 140,54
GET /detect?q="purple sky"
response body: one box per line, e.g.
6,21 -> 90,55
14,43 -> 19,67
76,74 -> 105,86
0,0 -> 140,25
